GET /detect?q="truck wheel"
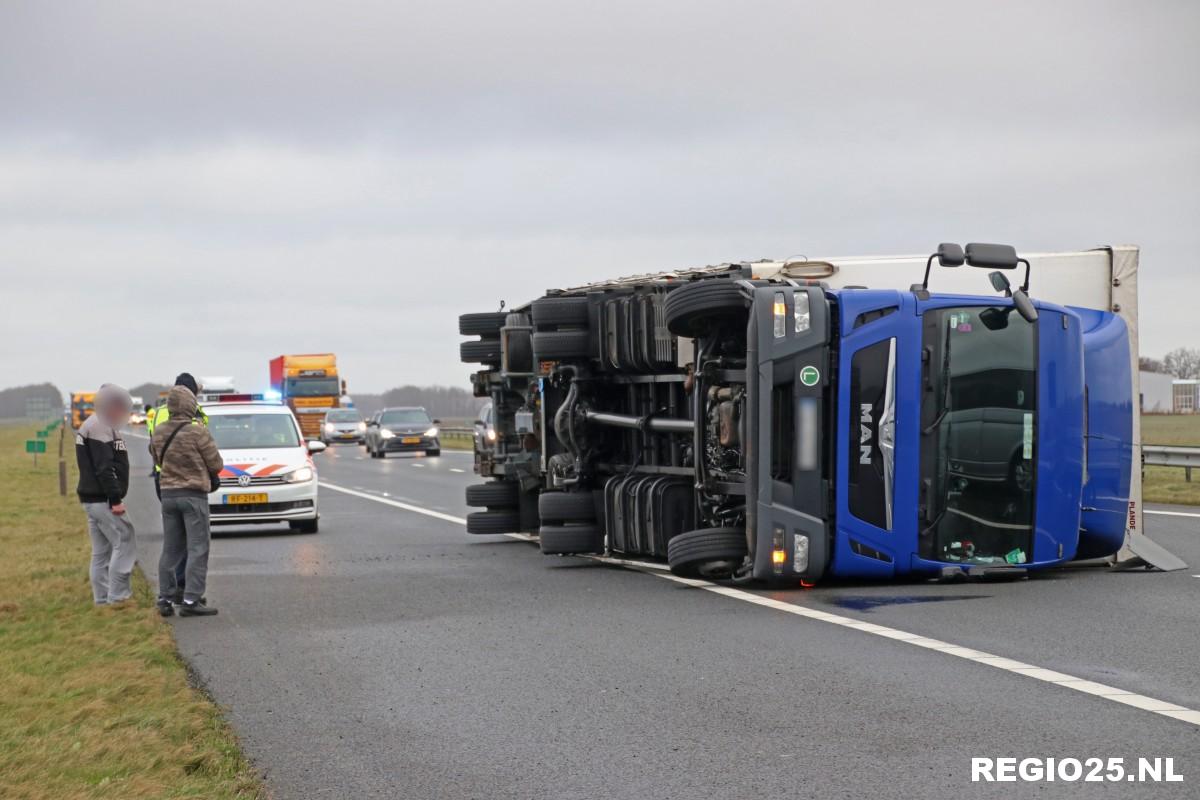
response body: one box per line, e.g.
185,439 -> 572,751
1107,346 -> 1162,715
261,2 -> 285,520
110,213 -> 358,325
459,312 -> 508,337
466,509 -> 522,534
667,527 -> 748,579
466,481 -> 519,508
538,491 -> 595,523
531,296 -> 589,329
539,523 -> 603,555
504,314 -> 534,373
460,339 -> 502,365
531,330 -> 591,361
664,279 -> 749,337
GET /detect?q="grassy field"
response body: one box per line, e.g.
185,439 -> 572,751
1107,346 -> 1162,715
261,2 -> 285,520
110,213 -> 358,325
0,422 -> 263,800
1142,415 -> 1200,506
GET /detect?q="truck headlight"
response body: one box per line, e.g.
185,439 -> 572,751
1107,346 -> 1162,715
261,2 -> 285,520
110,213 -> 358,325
773,292 -> 787,338
794,291 -> 810,333
286,466 -> 314,483
380,428 -> 395,439
424,427 -> 439,437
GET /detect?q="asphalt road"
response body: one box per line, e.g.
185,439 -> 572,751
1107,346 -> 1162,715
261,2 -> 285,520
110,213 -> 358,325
122,434 -> 1200,799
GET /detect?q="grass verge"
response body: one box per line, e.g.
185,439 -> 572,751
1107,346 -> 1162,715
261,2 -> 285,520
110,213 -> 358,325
0,422 -> 263,800
1141,415 -> 1200,506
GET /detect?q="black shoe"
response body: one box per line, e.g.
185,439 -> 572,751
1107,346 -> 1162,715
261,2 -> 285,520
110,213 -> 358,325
179,601 -> 217,617
156,599 -> 175,617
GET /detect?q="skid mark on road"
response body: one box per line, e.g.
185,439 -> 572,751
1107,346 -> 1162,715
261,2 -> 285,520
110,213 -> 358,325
325,479 -> 1199,728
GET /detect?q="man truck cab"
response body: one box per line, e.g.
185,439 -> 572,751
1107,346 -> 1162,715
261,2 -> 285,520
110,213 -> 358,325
458,243 -> 1142,584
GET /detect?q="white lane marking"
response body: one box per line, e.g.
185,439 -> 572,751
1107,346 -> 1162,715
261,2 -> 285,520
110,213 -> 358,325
449,468 -> 465,473
1145,509 -> 1200,519
320,481 -> 466,525
410,463 -> 425,468
321,480 -> 1200,728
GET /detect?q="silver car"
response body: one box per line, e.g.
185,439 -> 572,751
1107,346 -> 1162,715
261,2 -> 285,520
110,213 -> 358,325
321,407 -> 366,445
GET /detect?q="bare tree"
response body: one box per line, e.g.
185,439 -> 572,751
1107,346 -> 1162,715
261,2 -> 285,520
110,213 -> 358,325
1139,356 -> 1165,374
1163,347 -> 1200,379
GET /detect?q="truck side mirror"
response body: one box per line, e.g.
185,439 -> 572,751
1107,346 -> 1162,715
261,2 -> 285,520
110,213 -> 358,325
1012,290 -> 1038,323
917,242 -> 965,297
988,271 -> 1012,296
965,243 -> 1018,269
934,242 -> 964,267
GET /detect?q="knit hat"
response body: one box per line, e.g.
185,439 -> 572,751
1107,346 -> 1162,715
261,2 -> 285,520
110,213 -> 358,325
174,372 -> 199,396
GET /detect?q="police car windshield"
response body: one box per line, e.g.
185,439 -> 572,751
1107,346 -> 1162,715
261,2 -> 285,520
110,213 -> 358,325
209,413 -> 301,449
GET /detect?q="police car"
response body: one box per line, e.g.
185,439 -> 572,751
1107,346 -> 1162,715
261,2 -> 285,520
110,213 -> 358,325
200,394 -> 326,533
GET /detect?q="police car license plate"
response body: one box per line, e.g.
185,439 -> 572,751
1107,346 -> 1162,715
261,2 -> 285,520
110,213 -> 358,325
402,436 -> 420,444
224,493 -> 268,505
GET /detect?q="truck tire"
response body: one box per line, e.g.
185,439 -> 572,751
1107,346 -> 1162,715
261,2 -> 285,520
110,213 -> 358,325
538,491 -> 595,523
504,313 -> 534,373
531,296 -> 589,329
459,312 -> 508,337
465,509 -> 522,535
466,481 -> 519,508
460,339 -> 502,365
667,527 -> 747,579
664,279 -> 749,337
539,523 -> 603,555
531,330 -> 591,361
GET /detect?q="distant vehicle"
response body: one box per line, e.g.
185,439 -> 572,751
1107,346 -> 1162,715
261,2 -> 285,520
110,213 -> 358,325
70,392 -> 96,429
472,401 -> 496,465
128,395 -> 147,425
364,407 -> 441,458
201,394 -> 327,533
269,354 -> 342,441
322,407 -> 366,444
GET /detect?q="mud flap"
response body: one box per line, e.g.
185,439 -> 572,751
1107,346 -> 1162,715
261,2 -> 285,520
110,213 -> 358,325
1112,534 -> 1188,572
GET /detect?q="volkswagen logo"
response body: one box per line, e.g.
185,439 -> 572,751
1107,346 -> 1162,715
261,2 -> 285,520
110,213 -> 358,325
236,474 -> 253,487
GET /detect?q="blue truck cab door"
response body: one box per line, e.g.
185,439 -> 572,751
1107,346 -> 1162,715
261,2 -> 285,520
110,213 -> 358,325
829,289 -> 921,578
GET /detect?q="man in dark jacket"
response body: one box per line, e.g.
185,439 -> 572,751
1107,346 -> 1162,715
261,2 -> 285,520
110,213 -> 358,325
150,384 -> 224,617
75,383 -> 135,605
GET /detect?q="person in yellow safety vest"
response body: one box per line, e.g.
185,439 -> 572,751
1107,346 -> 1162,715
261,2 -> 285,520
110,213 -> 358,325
148,374 -> 209,436
148,373 -> 211,602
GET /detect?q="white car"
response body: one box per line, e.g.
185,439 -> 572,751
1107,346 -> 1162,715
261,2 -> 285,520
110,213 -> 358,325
201,397 -> 326,533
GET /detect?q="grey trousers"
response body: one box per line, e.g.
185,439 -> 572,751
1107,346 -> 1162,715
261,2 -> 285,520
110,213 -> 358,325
84,502 -> 137,604
158,494 -> 211,603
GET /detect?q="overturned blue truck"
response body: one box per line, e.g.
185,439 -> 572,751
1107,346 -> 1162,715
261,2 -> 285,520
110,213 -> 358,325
460,244 -> 1150,584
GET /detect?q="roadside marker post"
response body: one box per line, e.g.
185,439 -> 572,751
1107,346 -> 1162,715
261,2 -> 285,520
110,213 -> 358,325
58,424 -> 67,496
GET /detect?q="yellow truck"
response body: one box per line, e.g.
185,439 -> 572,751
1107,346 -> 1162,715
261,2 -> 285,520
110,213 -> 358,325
269,354 -> 341,439
70,392 -> 96,429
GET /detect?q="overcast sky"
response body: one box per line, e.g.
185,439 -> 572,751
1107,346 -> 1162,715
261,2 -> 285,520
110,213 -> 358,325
2,0 -> 1198,395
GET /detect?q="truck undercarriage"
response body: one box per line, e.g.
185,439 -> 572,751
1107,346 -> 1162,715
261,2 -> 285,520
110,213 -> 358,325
462,262 -> 833,582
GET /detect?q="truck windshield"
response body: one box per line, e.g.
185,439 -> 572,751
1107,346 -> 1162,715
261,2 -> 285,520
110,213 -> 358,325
920,306 -> 1036,565
285,378 -> 339,397
209,413 -> 302,449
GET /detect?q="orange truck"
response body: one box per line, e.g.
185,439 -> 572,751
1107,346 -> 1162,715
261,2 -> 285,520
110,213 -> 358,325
71,392 -> 96,429
269,354 -> 341,440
